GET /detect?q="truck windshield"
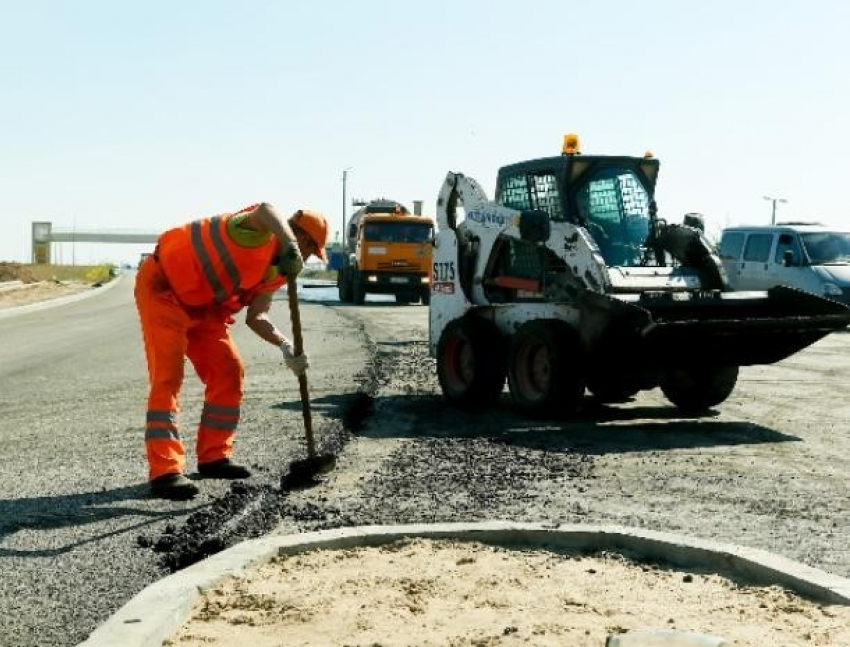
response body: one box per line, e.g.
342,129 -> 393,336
575,167 -> 651,267
800,232 -> 850,264
363,222 -> 433,244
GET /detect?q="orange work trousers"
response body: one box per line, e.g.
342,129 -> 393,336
134,256 -> 244,481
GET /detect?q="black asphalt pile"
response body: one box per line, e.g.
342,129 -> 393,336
139,329 -> 384,572
340,437 -> 594,524
141,334 -> 594,573
141,482 -> 347,572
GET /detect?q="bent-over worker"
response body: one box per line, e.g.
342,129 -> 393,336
135,203 -> 329,500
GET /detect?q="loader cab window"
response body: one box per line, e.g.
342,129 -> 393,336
497,171 -> 564,220
528,173 -> 563,220
575,167 -> 651,267
499,174 -> 532,211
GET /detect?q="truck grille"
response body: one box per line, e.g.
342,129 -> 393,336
377,261 -> 416,270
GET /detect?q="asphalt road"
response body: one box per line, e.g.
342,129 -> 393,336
0,275 -> 366,647
1,275 -> 848,647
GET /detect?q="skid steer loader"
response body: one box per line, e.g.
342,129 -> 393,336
429,135 -> 850,414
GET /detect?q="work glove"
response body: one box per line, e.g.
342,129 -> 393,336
278,242 -> 304,279
280,340 -> 309,376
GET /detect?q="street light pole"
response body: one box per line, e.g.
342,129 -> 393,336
763,195 -> 788,225
342,168 -> 353,245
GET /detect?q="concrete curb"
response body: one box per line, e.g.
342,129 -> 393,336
79,521 -> 850,647
0,273 -> 123,320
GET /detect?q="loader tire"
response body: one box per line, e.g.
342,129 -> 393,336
437,317 -> 505,407
420,287 -> 430,305
660,365 -> 739,413
507,320 -> 584,416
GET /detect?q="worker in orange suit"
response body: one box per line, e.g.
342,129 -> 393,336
135,203 -> 329,500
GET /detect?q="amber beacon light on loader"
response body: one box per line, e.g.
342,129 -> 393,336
428,135 -> 850,415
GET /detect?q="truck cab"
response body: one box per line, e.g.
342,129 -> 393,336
337,199 -> 434,305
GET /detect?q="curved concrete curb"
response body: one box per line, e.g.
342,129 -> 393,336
79,521 -> 850,647
0,273 -> 123,320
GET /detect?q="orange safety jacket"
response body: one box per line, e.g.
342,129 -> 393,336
156,206 -> 286,314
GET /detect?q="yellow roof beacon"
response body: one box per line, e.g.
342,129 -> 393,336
562,133 -> 581,155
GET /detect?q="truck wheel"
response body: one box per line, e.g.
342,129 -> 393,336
660,366 -> 739,413
352,270 -> 366,305
420,287 -> 430,305
337,268 -> 351,302
507,320 -> 584,415
395,293 -> 414,305
437,317 -> 505,407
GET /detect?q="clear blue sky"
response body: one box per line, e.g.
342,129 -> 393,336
1,0 -> 847,265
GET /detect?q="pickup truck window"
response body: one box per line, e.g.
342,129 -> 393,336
801,232 -> 850,264
774,233 -> 801,265
743,234 -> 772,262
719,232 -> 745,261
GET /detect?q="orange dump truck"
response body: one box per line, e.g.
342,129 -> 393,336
337,199 -> 434,304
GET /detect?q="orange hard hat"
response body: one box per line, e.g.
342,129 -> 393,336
290,209 -> 329,262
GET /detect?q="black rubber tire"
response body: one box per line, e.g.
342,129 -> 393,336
507,320 -> 584,415
660,365 -> 739,413
436,317 -> 505,407
351,269 -> 366,305
337,267 -> 352,302
420,287 -> 430,305
395,293 -> 414,305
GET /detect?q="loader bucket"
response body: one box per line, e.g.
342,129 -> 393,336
578,286 -> 850,369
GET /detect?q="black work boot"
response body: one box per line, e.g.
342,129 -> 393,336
198,458 -> 252,479
150,473 -> 199,500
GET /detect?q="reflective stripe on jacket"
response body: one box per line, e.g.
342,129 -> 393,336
157,206 -> 285,308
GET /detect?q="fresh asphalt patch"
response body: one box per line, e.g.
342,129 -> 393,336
141,337 -> 596,573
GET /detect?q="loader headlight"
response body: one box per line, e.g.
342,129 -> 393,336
420,276 -> 430,284
367,275 -> 378,283
823,282 -> 843,296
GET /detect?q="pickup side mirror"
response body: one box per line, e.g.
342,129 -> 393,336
783,249 -> 795,267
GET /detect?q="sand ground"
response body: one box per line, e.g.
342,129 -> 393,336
169,538 -> 850,647
0,281 -> 90,309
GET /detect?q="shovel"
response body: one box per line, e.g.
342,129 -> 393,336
280,276 -> 336,489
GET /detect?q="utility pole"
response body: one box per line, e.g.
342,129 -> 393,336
763,195 -> 787,225
342,168 -> 353,245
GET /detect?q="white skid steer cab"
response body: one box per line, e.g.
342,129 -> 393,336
429,135 -> 850,415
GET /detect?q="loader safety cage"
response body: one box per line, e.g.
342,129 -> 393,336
496,155 -> 661,267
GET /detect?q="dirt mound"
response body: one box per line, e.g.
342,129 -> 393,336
0,262 -> 37,283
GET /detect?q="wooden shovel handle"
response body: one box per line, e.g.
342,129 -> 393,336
286,277 -> 316,458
